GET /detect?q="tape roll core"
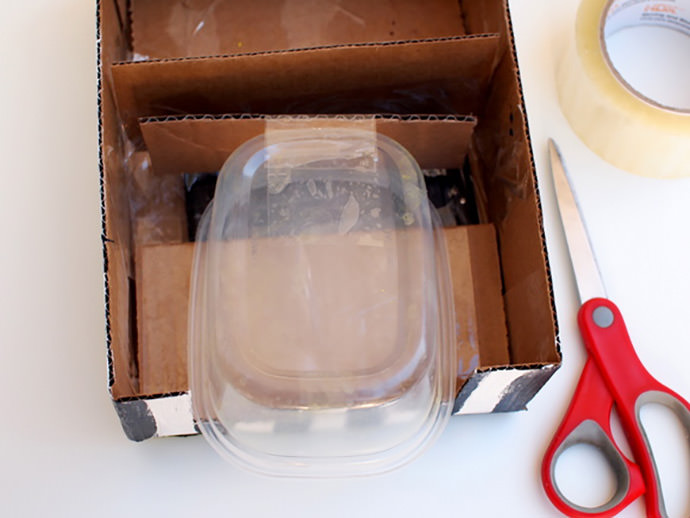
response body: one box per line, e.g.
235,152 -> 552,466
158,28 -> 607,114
601,0 -> 690,114
558,0 -> 690,177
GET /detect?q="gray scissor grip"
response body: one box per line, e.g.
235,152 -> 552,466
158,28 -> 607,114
550,419 -> 630,515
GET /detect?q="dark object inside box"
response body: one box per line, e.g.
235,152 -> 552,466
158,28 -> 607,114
184,173 -> 217,242
184,165 -> 480,241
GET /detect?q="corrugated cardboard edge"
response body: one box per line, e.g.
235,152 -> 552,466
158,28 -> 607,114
96,0 -> 114,392
117,34 -> 498,65
140,113 -> 477,174
142,113 -> 474,123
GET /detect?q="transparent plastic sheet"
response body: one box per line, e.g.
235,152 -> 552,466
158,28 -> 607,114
126,150 -> 188,246
102,137 -> 140,397
105,102 -> 187,307
112,0 -> 501,140
117,0 -> 491,134
279,84 -> 463,116
107,132 -> 188,396
189,118 -> 456,475
182,170 -> 482,398
118,107 -> 481,401
424,166 -> 479,227
184,167 -> 479,237
493,107 -> 531,204
145,112 -> 481,237
469,100 -> 532,225
129,0 -> 467,60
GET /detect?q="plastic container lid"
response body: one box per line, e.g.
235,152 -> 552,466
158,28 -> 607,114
189,127 -> 455,476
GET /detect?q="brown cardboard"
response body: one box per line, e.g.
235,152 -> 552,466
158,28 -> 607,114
140,115 -> 477,175
111,36 -> 500,138
463,6 -> 560,367
465,226 -> 510,367
99,0 -> 138,399
136,225 -> 507,399
105,241 -> 138,398
136,244 -> 194,395
96,0 -> 561,439
131,0 -> 467,59
128,151 -> 189,246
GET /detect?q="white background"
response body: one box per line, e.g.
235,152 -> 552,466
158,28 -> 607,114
1,1 -> 690,516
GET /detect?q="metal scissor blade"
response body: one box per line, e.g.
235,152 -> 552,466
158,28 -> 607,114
548,139 -> 607,303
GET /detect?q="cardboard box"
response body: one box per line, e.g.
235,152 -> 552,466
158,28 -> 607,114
97,0 -> 560,441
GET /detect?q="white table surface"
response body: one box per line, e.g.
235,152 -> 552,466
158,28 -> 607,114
2,1 -> 690,516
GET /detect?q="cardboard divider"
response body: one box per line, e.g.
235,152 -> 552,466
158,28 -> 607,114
136,243 -> 194,395
111,36 -> 500,138
445,225 -> 509,384
131,0 -> 468,59
467,23 -> 560,367
140,114 -> 477,175
136,225 -> 508,397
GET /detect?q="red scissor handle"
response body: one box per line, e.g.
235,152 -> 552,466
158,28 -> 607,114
542,359 -> 645,517
543,298 -> 690,518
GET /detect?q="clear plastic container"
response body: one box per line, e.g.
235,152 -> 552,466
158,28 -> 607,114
189,127 -> 455,476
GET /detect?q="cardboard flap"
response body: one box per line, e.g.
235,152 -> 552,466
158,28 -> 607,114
140,115 -> 477,174
131,0 -> 467,59
112,36 -> 500,137
106,241 -> 138,398
468,34 -> 559,366
466,224 -> 509,367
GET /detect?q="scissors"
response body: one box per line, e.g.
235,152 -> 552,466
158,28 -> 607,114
541,140 -> 690,518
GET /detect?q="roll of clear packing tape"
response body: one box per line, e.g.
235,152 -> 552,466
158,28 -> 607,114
558,0 -> 690,178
